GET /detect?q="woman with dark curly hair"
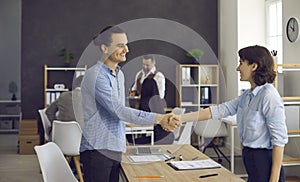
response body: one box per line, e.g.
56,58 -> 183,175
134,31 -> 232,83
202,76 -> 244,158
174,45 -> 288,182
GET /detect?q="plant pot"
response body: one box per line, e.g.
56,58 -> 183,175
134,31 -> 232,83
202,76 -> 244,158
11,93 -> 17,101
64,62 -> 71,67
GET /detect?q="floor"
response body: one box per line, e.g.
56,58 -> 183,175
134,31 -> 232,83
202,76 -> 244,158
0,134 -> 248,182
0,134 -> 42,182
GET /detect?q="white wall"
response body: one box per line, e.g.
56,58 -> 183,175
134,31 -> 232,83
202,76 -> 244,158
238,0 -> 266,48
219,0 -> 239,101
219,0 -> 266,154
238,0 -> 266,92
0,0 -> 21,100
282,0 -> 300,96
219,0 -> 266,99
283,0 -> 300,63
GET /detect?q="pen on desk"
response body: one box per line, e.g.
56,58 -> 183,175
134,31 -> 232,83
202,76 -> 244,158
199,173 -> 218,178
165,156 -> 175,162
191,156 -> 199,160
135,175 -> 164,179
167,149 -> 172,154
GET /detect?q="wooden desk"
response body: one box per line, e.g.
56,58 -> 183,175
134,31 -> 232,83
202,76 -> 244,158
121,144 -> 244,182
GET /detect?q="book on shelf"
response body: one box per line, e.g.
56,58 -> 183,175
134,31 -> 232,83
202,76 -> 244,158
200,86 -> 211,104
75,70 -> 85,78
186,67 -> 190,84
181,101 -> 193,106
181,67 -> 191,85
46,91 -> 63,105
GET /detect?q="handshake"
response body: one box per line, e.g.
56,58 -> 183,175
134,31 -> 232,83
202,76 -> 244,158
156,107 -> 209,132
158,113 -> 181,132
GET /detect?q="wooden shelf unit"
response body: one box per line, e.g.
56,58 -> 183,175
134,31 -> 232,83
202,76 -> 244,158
274,64 -> 300,101
176,64 -> 219,112
43,65 -> 87,107
274,64 -> 300,167
0,100 -> 21,133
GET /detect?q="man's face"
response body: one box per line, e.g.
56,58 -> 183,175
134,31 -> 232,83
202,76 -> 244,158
142,58 -> 155,73
106,33 -> 129,63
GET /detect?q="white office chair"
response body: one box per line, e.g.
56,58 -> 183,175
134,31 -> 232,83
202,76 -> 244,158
38,108 -> 51,142
52,120 -> 83,182
171,107 -> 186,139
171,107 -> 194,144
193,119 -> 230,164
34,142 -> 78,182
173,122 -> 194,144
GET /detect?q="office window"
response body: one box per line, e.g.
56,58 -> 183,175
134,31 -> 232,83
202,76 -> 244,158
266,0 -> 282,64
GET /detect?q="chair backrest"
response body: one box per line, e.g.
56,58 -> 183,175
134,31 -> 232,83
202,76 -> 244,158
173,122 -> 194,144
52,120 -> 82,155
34,142 -> 78,182
193,119 -> 228,138
38,108 -> 51,141
171,107 -> 186,140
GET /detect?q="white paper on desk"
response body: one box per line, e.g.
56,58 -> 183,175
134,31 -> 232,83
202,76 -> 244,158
128,154 -> 168,163
168,159 -> 221,170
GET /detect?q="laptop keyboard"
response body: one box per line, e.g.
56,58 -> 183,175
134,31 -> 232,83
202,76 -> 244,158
137,147 -> 152,154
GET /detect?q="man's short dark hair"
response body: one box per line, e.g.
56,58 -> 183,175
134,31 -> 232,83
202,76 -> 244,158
143,55 -> 155,62
93,25 -> 125,47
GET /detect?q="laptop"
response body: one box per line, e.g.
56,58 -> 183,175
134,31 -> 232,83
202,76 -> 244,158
134,147 -> 163,155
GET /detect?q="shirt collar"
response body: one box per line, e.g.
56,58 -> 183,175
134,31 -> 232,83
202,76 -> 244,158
144,66 -> 156,75
98,61 -> 120,76
251,83 -> 268,96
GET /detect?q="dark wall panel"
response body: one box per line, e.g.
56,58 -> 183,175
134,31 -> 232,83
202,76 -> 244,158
21,0 -> 218,118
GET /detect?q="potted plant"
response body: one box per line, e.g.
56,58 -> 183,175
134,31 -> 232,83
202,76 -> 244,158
8,81 -> 18,100
59,48 -> 75,67
186,48 -> 204,61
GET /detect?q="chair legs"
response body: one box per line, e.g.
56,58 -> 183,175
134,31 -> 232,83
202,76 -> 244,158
211,143 -> 231,164
66,155 -> 84,182
74,156 -> 84,182
198,137 -> 231,166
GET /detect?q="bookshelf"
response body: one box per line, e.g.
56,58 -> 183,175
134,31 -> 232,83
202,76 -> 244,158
274,64 -> 300,104
43,65 -> 87,107
0,100 -> 21,133
274,64 -> 300,168
176,64 -> 219,112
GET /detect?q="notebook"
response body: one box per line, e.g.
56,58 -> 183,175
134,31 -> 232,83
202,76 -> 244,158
134,147 -> 163,155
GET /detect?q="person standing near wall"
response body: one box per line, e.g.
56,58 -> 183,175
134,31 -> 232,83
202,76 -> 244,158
173,45 -> 288,182
128,55 -> 174,144
80,25 -> 178,182
130,55 -> 165,109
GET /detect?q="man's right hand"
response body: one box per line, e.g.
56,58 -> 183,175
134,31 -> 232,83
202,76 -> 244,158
158,113 -> 181,132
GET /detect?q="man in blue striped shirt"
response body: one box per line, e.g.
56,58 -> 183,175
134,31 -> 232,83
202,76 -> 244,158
80,26 -> 179,182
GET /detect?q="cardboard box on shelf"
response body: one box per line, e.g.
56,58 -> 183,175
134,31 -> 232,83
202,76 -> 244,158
19,134 -> 40,154
19,119 -> 38,135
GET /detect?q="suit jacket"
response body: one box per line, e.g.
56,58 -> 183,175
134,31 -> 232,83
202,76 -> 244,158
45,88 -> 83,126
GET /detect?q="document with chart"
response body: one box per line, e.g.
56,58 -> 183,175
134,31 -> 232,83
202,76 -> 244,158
167,159 -> 221,170
128,154 -> 168,163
